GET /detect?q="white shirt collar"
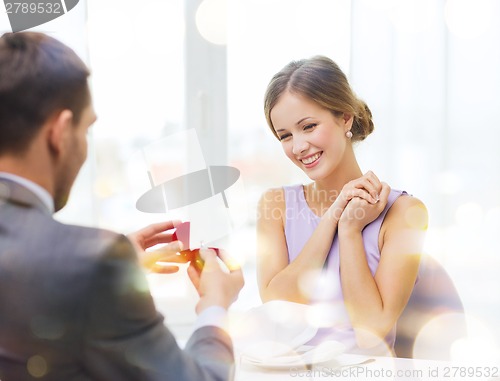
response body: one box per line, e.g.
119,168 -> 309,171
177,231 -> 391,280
0,172 -> 55,213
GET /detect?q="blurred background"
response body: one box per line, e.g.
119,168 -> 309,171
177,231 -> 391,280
1,0 -> 499,360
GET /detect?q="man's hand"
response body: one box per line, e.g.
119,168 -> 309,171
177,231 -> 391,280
187,249 -> 244,314
127,221 -> 189,273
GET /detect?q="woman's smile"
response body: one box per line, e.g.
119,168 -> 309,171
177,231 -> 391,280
300,151 -> 323,168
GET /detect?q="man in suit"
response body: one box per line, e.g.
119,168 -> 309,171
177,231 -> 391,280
0,31 -> 244,381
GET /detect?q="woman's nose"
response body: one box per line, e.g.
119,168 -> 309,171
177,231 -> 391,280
292,136 -> 309,155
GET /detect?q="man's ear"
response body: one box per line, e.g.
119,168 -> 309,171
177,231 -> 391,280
47,110 -> 74,155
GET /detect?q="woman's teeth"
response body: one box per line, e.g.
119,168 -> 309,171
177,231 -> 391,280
302,152 -> 321,165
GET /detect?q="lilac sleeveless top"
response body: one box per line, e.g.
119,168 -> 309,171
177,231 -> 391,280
283,184 -> 406,354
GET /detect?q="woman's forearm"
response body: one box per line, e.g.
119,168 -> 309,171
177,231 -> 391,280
338,227 -> 393,346
261,207 -> 341,303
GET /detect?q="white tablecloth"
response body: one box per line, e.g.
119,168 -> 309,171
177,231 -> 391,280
236,353 -> 499,381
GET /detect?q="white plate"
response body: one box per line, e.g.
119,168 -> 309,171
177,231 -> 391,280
234,300 -> 319,356
241,340 -> 346,370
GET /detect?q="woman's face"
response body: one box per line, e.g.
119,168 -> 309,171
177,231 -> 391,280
270,91 -> 352,181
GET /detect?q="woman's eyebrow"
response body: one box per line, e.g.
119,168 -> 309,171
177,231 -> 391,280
276,117 -> 312,132
296,117 -> 311,125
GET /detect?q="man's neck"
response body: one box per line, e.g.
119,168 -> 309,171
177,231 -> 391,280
0,153 -> 56,211
0,151 -> 54,195
0,171 -> 55,213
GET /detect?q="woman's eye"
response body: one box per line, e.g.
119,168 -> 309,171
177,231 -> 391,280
304,123 -> 317,130
279,133 -> 291,141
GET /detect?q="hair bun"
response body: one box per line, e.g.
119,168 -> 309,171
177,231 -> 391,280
352,100 -> 374,141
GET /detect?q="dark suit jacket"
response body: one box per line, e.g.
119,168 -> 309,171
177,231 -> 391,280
0,178 -> 234,381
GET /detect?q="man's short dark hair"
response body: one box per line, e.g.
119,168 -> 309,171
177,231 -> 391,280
0,32 -> 90,155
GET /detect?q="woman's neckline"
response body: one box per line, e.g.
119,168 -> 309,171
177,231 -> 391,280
299,184 -> 326,219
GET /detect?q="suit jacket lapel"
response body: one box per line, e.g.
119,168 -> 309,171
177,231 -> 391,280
0,178 -> 52,215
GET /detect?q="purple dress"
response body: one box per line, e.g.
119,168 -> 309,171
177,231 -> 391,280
283,184 -> 406,354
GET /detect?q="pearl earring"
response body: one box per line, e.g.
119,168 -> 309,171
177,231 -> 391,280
346,130 -> 353,139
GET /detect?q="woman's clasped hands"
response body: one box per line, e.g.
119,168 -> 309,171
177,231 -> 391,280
329,170 -> 391,231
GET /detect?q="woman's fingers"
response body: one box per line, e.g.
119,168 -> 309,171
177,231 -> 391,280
363,170 -> 382,200
346,186 -> 378,204
344,171 -> 382,204
378,182 -> 391,204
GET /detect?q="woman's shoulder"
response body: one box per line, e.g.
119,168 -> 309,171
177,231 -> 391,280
258,184 -> 303,206
385,189 -> 428,231
258,187 -> 285,209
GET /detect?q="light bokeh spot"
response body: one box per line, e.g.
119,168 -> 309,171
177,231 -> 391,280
196,0 -> 227,45
413,312 -> 468,360
27,355 -> 48,378
450,314 -> 500,363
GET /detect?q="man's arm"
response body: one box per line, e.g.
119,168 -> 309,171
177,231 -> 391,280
81,235 -> 235,381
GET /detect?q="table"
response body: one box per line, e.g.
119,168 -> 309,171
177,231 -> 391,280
173,324 -> 499,380
236,353 -> 500,381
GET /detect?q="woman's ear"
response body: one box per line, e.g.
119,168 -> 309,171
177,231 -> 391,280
47,110 -> 73,155
343,113 -> 354,130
